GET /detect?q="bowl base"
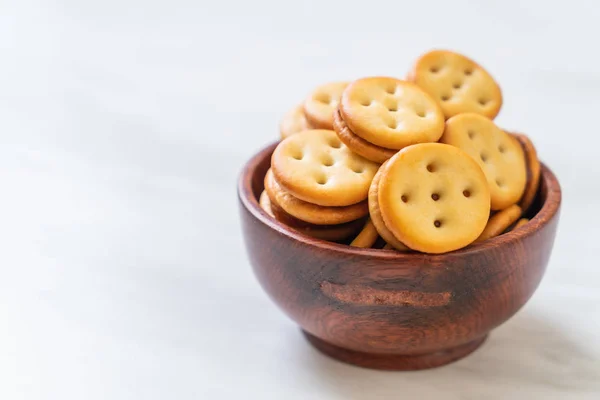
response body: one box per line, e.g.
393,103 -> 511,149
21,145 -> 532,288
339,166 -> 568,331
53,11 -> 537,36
303,331 -> 488,371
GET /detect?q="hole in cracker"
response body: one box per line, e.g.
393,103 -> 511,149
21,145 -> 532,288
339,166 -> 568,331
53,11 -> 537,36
496,179 -> 503,187
321,155 -> 334,167
360,98 -> 372,106
426,164 -> 436,172
350,165 -> 364,174
401,195 -> 408,203
430,66 -> 440,73
416,110 -> 426,118
316,93 -> 331,104
468,130 -> 475,139
385,85 -> 396,94
316,174 -> 328,185
498,145 -> 505,153
291,150 -> 304,160
453,81 -> 462,89
478,98 -> 488,106
431,193 -> 440,201
329,138 -> 342,149
387,120 -> 397,129
441,94 -> 451,101
388,104 -> 398,112
463,189 -> 471,198
316,94 -> 330,104
434,220 -> 442,228
480,153 -> 488,162
465,68 -> 473,76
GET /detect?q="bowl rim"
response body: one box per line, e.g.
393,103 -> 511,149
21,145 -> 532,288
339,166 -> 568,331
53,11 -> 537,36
238,141 -> 561,259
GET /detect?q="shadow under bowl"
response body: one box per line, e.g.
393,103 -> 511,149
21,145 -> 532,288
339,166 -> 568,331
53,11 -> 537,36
238,142 -> 561,370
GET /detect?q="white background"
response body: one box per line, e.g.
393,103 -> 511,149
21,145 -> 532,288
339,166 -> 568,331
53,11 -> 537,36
1,0 -> 599,399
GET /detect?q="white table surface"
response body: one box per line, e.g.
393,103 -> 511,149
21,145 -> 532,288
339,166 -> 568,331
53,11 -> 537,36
1,1 -> 599,398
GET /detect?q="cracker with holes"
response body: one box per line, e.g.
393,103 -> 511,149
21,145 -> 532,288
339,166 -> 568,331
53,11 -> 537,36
337,77 -> 445,158
333,108 -> 397,163
378,143 -> 490,254
511,132 -> 541,213
279,104 -> 312,139
409,50 -> 502,119
441,113 -> 526,210
476,204 -> 522,242
368,161 -> 410,251
264,169 -> 368,225
303,82 -> 349,130
271,129 -> 379,207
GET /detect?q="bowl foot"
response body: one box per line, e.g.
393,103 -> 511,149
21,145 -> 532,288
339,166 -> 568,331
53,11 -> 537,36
303,331 -> 488,371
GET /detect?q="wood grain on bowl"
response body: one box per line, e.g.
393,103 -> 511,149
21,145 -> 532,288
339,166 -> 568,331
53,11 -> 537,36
238,142 -> 561,370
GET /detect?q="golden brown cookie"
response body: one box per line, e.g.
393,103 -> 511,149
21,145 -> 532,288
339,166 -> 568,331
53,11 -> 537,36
368,161 -> 410,251
339,77 -> 445,150
476,204 -> 522,242
259,190 -> 275,217
513,218 -> 529,230
264,169 -> 368,225
382,243 -> 394,250
379,143 -> 490,254
441,113 -> 526,210
303,81 -> 349,129
271,129 -> 379,206
333,108 -> 396,163
279,104 -> 312,140
349,218 -> 379,248
408,50 -> 502,119
268,193 -> 365,241
512,133 -> 541,213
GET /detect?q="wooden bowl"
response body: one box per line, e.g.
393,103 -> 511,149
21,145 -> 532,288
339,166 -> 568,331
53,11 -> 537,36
238,142 -> 561,370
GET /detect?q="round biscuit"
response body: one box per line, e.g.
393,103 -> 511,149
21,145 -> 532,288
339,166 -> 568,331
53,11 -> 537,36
409,50 -> 502,119
368,162 -> 410,251
476,204 -> 522,242
264,169 -> 368,225
259,190 -> 275,217
349,218 -> 379,248
268,192 -> 365,242
441,113 -> 527,210
340,77 -> 445,150
271,129 -> 379,206
303,81 -> 349,129
379,143 -> 491,254
333,108 -> 396,163
512,133 -> 541,213
279,104 -> 312,139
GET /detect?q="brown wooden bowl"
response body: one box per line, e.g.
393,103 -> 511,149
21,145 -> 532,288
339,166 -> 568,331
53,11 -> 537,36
238,142 -> 561,370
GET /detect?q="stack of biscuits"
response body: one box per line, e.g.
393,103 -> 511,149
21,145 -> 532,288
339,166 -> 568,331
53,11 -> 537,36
264,49 -> 541,254
262,129 -> 379,243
